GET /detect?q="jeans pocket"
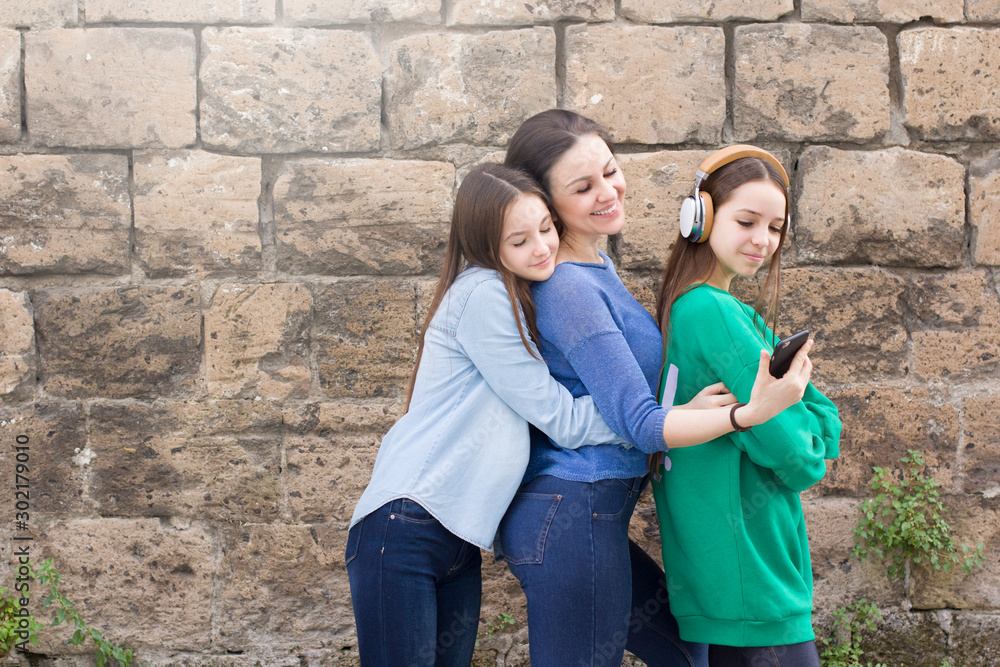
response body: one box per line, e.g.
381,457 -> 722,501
592,478 -> 635,520
344,520 -> 363,567
395,498 -> 436,524
497,493 -> 562,565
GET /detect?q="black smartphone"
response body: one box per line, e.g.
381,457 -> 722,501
769,329 -> 810,378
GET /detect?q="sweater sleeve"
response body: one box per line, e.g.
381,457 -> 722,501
534,272 -> 669,455
691,292 -> 841,491
454,279 -> 626,450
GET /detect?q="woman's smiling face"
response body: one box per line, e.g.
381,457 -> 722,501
546,133 -> 626,252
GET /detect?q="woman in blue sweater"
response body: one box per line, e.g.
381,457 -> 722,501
497,111 -> 813,666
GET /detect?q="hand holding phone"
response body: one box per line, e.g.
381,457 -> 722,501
769,329 -> 810,378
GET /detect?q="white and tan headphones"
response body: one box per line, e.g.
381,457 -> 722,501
679,145 -> 790,244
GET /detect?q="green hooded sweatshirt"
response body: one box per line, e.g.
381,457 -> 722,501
652,283 -> 841,647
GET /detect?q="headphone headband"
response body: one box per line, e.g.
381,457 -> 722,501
694,145 -> 789,188
680,145 -> 789,244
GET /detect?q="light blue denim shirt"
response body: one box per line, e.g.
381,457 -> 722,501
350,266 -> 626,550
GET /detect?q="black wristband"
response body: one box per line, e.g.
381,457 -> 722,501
730,402 -> 751,432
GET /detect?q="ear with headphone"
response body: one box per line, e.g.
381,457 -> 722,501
678,145 -> 790,244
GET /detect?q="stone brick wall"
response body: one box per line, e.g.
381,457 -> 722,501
0,1 -> 997,665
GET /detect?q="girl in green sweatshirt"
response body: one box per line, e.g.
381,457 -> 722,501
651,146 -> 842,666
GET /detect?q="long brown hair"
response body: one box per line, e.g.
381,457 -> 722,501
406,163 -> 549,409
655,155 -> 790,348
504,108 -> 614,235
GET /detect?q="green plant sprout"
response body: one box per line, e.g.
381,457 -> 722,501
0,586 -> 44,656
818,599 -> 888,667
852,450 -> 985,580
476,611 -> 515,646
32,559 -> 135,667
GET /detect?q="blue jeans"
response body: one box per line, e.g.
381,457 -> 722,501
496,474 -> 708,667
709,641 -> 821,667
345,498 -> 482,667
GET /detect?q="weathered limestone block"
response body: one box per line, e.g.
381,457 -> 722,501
910,497 -> 1000,610
282,400 -> 403,523
0,402 -> 87,515
859,612 -> 948,666
970,151 -> 1000,266
141,654 -> 308,667
952,614 -> 1000,667
803,498 -> 905,612
0,30 -> 18,142
314,280 -> 418,399
87,0 -> 275,22
796,147 -> 965,267
35,519 -> 213,652
385,29 -> 556,149
449,0 -> 613,25
565,25 -> 725,145
215,523 -> 351,650
285,0 -> 440,24
0,154 -> 130,275
963,394 -> 1000,496
900,28 -> 1000,140
967,0 -> 1000,21
801,0 -> 962,22
34,286 -> 201,399
26,28 -> 196,148
0,290 -> 34,401
615,150 -> 696,271
734,24 -> 889,142
134,150 -> 261,277
817,387 -> 959,496
617,271 -> 659,317
623,0 -> 792,21
273,158 -> 453,276
205,283 -> 312,399
200,28 -> 380,153
909,271 -> 1000,381
0,0 -> 75,28
87,400 -> 282,521
780,267 -> 908,384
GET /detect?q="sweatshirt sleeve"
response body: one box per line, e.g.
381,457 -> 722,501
691,292 -> 841,491
454,279 -> 626,450
534,274 -> 668,455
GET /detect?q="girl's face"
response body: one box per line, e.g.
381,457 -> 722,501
546,133 -> 626,247
706,179 -> 786,291
499,193 -> 559,282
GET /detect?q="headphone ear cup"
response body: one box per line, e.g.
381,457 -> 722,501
696,191 -> 714,243
679,195 -> 698,239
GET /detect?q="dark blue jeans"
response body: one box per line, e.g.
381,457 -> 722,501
345,498 -> 482,667
709,641 -> 821,667
496,474 -> 708,667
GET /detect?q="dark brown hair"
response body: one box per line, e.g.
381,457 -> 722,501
504,108 -> 614,234
406,163 -> 549,409
655,155 -> 790,348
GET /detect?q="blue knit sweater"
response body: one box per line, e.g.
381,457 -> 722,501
525,252 -> 669,482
